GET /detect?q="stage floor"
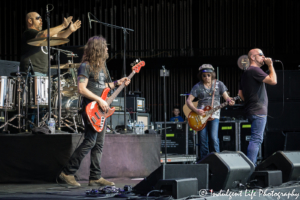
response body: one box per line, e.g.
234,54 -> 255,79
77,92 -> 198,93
1,179 -> 300,200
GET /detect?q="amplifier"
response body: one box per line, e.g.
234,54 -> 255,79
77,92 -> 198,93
110,97 -> 145,112
126,97 -> 145,112
218,121 -> 236,151
130,112 -> 150,131
155,122 -> 195,155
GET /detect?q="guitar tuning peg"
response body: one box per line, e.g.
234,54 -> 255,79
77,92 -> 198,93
131,63 -> 135,66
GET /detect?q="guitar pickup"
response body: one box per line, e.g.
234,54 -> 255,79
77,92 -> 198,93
95,112 -> 100,119
91,117 -> 97,123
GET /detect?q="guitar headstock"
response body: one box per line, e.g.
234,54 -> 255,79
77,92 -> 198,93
234,95 -> 241,101
131,59 -> 145,73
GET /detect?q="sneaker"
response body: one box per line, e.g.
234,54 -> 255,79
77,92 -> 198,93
59,172 -> 81,186
88,177 -> 115,186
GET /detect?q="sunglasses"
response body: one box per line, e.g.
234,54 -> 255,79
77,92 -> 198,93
202,74 -> 211,78
254,53 -> 264,57
34,16 -> 42,20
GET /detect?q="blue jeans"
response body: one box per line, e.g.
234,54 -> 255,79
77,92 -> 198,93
198,119 -> 220,160
247,115 -> 267,165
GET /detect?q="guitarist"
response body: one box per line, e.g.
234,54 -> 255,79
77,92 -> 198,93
186,64 -> 235,161
59,36 -> 130,187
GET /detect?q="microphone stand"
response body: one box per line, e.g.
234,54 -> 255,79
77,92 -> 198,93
46,4 -> 53,123
161,66 -> 169,164
89,12 -> 134,133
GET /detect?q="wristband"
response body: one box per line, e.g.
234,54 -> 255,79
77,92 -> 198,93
114,80 -> 118,87
107,83 -> 112,89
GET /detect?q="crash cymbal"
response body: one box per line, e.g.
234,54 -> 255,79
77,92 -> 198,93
50,63 -> 70,69
69,63 -> 81,68
27,37 -> 69,46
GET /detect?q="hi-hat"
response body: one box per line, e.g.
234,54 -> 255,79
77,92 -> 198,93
27,37 -> 69,46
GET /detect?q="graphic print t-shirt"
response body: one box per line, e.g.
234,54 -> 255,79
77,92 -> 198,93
20,29 -> 48,74
77,63 -> 108,107
190,80 -> 227,119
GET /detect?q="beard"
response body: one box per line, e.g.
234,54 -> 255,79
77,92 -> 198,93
34,24 -> 42,31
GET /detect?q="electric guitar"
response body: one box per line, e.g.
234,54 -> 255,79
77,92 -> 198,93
188,96 -> 240,131
86,60 -> 145,132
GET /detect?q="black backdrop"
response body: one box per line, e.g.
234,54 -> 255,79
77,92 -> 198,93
1,0 -> 300,122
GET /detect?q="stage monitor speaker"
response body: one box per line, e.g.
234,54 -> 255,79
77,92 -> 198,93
107,111 -> 130,129
256,151 -> 300,183
155,178 -> 198,199
250,170 -> 282,188
218,121 -> 236,151
133,164 -> 208,194
198,151 -> 255,191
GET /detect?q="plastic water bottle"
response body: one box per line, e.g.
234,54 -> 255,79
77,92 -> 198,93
128,119 -> 132,131
133,120 -> 137,134
140,121 -> 145,134
48,118 -> 55,134
151,122 -> 154,130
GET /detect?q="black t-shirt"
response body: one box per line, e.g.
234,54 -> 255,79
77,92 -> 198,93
20,29 -> 48,74
77,62 -> 108,107
240,66 -> 268,115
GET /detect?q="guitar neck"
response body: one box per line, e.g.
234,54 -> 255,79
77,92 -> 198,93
206,96 -> 239,115
106,71 -> 136,105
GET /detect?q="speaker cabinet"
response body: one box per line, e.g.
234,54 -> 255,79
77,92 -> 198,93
250,170 -> 282,188
107,111 -> 131,129
155,178 -> 198,199
256,151 -> 300,183
218,121 -> 236,151
131,112 -> 150,131
133,164 -> 208,194
240,122 -> 252,155
198,151 -> 255,190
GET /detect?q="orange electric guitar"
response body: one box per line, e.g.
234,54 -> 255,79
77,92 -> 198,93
86,60 -> 145,132
188,96 -> 240,131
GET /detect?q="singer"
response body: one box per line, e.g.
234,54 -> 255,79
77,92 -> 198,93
20,12 -> 81,76
238,48 -> 277,165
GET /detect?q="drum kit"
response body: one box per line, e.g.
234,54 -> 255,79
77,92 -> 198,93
0,37 -> 84,133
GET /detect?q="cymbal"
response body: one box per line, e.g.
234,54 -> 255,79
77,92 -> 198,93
27,37 -> 69,46
69,63 -> 81,68
50,63 -> 70,69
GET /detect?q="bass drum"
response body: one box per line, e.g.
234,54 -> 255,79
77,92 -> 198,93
52,92 -> 83,125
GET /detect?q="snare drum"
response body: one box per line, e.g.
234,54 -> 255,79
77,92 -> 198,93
0,76 -> 16,111
28,76 -> 49,108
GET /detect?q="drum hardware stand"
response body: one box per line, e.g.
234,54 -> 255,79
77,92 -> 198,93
50,47 -> 75,133
0,72 -> 25,132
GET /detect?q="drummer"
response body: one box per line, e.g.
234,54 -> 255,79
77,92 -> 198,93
20,12 -> 81,76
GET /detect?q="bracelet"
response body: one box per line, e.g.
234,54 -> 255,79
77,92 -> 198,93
114,80 -> 118,87
107,83 -> 112,89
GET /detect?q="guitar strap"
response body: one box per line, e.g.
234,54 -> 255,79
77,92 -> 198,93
211,79 -> 217,108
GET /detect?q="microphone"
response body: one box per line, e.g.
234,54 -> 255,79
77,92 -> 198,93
28,59 -> 35,76
88,12 -> 92,29
271,58 -> 281,62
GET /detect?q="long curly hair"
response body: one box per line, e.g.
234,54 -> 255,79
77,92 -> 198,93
81,36 -> 108,80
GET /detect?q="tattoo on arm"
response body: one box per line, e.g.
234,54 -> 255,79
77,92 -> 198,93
78,77 -> 86,83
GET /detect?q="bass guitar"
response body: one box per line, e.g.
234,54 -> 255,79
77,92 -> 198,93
188,96 -> 240,131
86,60 -> 145,132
